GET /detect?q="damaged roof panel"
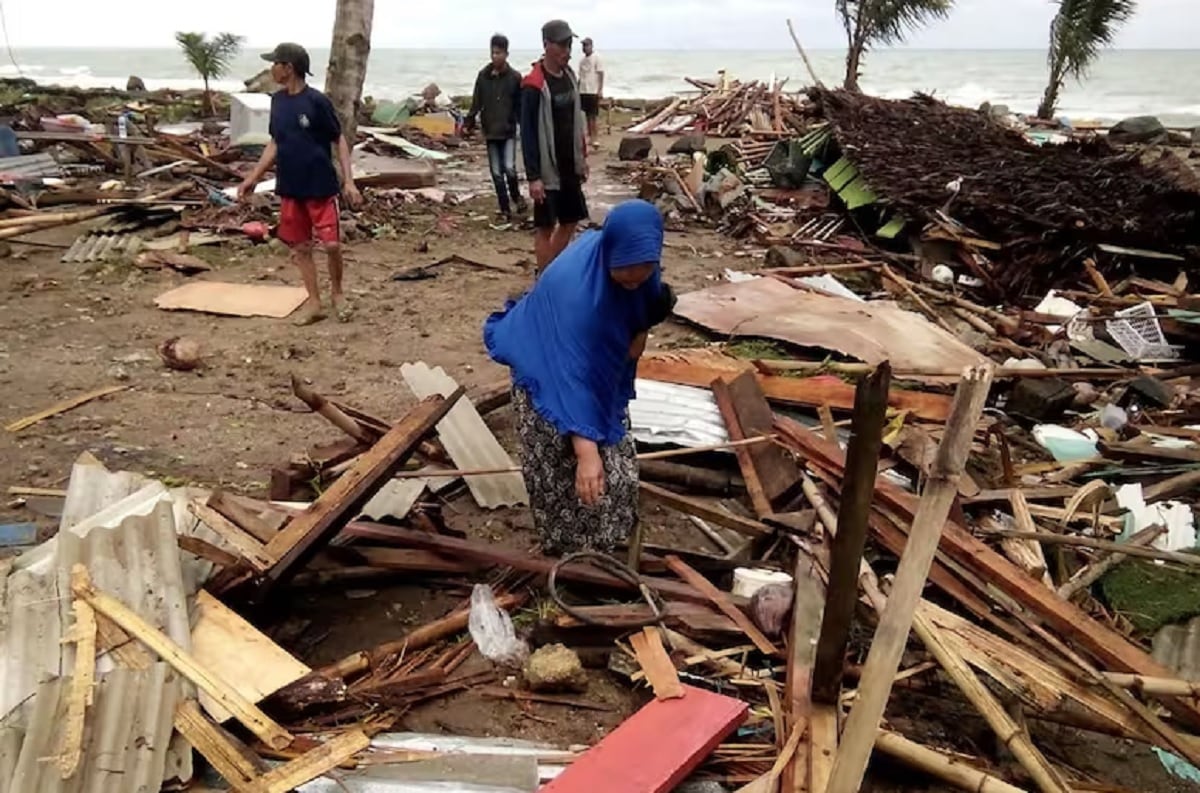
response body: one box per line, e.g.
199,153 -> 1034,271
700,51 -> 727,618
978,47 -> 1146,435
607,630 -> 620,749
629,379 -> 729,449
400,362 -> 528,509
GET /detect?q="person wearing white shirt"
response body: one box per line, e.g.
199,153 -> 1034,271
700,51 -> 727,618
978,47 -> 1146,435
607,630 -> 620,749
578,37 -> 604,150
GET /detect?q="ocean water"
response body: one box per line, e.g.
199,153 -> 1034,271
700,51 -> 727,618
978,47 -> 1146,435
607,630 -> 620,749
2,47 -> 1199,126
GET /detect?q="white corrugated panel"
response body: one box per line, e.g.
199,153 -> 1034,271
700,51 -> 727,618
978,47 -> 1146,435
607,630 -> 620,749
401,363 -> 528,509
629,379 -> 729,449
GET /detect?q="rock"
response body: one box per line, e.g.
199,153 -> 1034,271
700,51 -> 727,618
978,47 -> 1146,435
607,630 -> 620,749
126,76 -> 146,92
1125,375 -> 1173,409
158,336 -> 203,371
1007,377 -> 1075,422
1108,116 -> 1168,146
618,136 -> 654,162
523,643 -> 588,693
244,68 -> 275,93
1072,381 -> 1100,408
668,133 -> 706,156
749,583 -> 794,639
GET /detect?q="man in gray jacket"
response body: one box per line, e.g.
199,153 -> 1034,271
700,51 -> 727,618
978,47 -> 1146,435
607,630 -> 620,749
520,19 -> 589,271
466,34 -> 526,221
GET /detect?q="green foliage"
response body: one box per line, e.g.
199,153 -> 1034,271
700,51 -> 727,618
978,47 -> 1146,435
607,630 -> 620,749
1047,0 -> 1137,80
836,0 -> 955,48
1101,558 -> 1200,634
174,32 -> 243,83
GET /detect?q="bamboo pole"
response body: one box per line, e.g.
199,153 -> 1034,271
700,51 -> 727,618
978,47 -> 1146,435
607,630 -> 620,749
875,731 -> 1029,793
826,365 -> 993,793
1057,526 -> 1165,600
1102,673 -> 1200,698
976,527 -> 1200,568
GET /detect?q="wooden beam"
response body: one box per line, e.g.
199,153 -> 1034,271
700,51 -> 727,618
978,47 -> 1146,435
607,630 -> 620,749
178,534 -> 242,569
664,555 -> 780,657
70,564 -> 295,751
826,365 -> 993,793
710,371 -> 804,512
262,390 -> 463,587
976,527 -> 1200,568
812,363 -> 890,705
809,704 -> 839,793
711,377 -> 773,518
640,482 -> 770,539
781,552 -> 825,793
208,490 -> 281,544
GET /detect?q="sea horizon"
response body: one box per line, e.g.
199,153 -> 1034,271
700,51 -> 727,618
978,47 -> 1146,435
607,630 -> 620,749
3,46 -> 1199,126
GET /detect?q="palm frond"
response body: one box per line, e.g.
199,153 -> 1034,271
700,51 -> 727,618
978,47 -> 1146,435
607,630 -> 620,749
1048,0 -> 1137,80
174,31 -> 244,81
860,0 -> 955,46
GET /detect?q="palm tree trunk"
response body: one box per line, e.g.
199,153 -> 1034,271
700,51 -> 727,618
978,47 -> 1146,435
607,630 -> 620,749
844,42 -> 863,92
1037,60 -> 1064,120
325,0 -> 375,146
203,76 -> 212,117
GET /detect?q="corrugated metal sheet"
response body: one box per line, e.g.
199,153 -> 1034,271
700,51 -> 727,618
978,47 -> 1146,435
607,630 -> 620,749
629,379 -> 729,449
360,479 -> 428,521
1153,617 -> 1200,681
61,233 -> 143,263
0,455 -> 210,789
2,664 -> 182,793
401,362 -> 528,509
0,153 -> 61,181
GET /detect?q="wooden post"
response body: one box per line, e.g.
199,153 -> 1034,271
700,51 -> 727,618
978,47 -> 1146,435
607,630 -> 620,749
812,363 -> 891,704
781,551 -> 826,792
825,365 -> 993,793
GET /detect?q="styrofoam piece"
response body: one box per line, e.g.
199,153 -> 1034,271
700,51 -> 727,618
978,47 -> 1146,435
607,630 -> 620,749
732,568 -> 794,598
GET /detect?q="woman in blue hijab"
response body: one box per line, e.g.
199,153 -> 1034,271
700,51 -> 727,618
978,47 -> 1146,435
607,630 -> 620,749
484,199 -> 674,554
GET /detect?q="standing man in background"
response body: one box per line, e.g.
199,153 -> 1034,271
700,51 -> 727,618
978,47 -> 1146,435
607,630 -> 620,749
578,37 -> 605,150
521,19 -> 589,272
466,34 -> 526,222
239,42 -> 362,325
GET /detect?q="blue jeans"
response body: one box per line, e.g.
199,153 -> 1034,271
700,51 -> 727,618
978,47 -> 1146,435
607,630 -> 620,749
486,138 -> 522,215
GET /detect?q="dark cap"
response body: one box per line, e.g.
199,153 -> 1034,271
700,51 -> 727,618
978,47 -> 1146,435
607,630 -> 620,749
261,42 -> 312,76
541,19 -> 576,44
582,37 -> 593,45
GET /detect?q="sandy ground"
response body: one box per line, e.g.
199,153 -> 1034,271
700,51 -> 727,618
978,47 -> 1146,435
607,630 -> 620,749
1,127 -> 1194,791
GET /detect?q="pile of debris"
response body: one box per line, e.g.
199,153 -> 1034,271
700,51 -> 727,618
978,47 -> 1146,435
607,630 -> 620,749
628,77 -> 810,137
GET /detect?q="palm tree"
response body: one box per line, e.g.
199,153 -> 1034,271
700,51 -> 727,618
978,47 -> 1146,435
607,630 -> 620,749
1036,0 -> 1136,120
326,0 -> 375,145
837,0 -> 955,92
175,32 -> 244,116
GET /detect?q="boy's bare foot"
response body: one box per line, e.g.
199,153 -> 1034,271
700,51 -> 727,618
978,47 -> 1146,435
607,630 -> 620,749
293,300 -> 326,326
332,294 -> 353,323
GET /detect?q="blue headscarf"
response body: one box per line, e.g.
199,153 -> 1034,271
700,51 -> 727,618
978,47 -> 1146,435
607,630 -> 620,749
484,199 -> 666,445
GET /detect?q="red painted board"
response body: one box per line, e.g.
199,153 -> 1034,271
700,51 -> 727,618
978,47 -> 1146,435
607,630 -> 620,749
541,684 -> 747,793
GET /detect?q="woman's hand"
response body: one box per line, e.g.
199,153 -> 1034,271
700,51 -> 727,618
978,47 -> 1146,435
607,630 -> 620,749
572,436 -> 606,506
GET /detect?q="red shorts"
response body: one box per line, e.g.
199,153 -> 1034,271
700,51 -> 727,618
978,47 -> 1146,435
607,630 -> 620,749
278,196 -> 341,246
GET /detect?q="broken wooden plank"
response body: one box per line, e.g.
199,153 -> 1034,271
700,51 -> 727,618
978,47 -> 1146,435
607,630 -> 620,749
541,685 -> 747,792
711,371 -> 804,512
191,590 -> 311,724
208,490 -> 283,544
639,355 -> 954,421
178,535 -> 242,569
827,365 -> 993,793
813,363 -> 890,705
291,374 -> 377,443
256,729 -> 370,793
188,500 -> 274,571
262,390 -> 463,587
640,482 -> 770,539
5,385 -> 129,432
711,377 -> 773,517
664,555 -> 779,657
809,704 -> 839,793
781,551 -> 825,793
174,699 -> 264,792
56,599 -> 97,778
629,626 -> 685,700
70,564 -> 294,751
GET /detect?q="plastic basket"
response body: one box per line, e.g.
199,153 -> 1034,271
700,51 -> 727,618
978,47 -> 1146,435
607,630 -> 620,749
1106,301 -> 1180,360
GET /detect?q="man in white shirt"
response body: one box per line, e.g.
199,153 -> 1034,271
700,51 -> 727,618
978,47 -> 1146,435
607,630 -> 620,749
578,37 -> 604,150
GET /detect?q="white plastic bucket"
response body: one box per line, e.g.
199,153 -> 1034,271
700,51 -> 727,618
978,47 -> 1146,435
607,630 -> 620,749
732,568 -> 794,599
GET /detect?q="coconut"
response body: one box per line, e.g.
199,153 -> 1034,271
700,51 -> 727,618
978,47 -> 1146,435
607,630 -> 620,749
158,336 -> 202,371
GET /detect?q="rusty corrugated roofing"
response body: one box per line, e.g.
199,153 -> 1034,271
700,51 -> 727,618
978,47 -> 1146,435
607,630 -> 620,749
401,362 -> 528,509
1153,616 -> 1200,681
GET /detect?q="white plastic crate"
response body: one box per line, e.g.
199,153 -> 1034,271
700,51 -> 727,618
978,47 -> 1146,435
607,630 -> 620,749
1106,301 -> 1180,360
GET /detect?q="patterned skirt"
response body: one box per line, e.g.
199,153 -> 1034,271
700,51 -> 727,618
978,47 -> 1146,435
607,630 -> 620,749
512,386 -> 639,556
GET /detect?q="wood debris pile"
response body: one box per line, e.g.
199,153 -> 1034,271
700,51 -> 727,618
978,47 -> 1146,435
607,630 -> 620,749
628,77 -> 811,137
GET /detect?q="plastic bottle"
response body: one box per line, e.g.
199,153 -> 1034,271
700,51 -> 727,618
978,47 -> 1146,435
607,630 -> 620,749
116,113 -> 128,140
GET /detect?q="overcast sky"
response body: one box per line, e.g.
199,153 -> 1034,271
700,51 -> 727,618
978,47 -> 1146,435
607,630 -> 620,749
2,0 -> 1196,50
